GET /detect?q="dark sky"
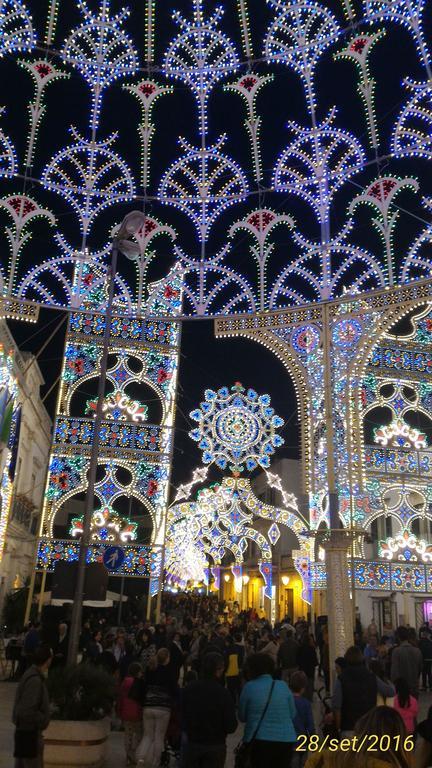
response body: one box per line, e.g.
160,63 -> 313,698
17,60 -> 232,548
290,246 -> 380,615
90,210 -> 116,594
3,0 -> 432,495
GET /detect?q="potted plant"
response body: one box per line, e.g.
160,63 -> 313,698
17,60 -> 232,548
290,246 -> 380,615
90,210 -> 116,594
44,664 -> 116,767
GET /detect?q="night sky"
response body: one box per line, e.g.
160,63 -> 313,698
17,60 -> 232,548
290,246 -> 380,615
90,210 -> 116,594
3,0 -> 432,496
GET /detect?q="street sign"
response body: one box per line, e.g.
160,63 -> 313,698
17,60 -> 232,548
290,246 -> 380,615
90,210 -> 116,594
103,546 -> 125,572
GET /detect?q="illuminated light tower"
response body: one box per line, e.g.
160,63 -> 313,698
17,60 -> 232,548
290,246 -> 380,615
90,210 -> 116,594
67,210 -> 148,665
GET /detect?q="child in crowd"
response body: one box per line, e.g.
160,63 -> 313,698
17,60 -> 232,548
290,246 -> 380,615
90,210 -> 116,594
392,677 -> 418,735
117,661 -> 143,766
290,670 -> 315,768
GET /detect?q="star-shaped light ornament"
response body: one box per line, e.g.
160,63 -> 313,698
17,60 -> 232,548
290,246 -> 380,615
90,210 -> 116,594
189,382 -> 284,475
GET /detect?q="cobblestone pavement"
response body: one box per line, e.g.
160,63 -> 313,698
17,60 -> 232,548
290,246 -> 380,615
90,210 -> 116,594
0,678 -> 431,768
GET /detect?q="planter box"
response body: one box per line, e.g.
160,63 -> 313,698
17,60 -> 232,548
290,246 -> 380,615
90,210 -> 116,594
43,718 -> 111,768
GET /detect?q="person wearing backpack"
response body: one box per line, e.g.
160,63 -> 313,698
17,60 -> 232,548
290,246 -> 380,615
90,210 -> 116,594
12,644 -> 53,768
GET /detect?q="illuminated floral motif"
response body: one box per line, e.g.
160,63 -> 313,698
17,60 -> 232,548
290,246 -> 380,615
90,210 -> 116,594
374,418 -> 427,450
0,109 -> 16,179
164,0 -> 239,134
62,0 -> 138,129
292,325 -> 320,355
189,382 -> 284,474
70,504 -> 138,543
0,0 -> 35,60
46,456 -> 85,500
334,31 -> 385,149
42,129 -> 135,236
0,194 -> 55,293
225,73 -> 274,183
229,209 -> 294,311
159,136 -> 248,242
393,82 -> 432,161
273,110 -> 365,225
124,78 -> 172,189
264,1 -> 340,113
85,390 -> 148,423
349,176 -> 418,285
333,318 -> 363,350
379,529 -> 432,563
365,0 -> 431,76
19,59 -> 69,168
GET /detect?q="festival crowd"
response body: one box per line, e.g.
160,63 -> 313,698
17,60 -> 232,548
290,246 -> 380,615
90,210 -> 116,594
10,593 -> 432,768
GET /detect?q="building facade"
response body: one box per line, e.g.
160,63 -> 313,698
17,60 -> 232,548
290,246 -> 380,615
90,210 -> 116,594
0,320 -> 52,611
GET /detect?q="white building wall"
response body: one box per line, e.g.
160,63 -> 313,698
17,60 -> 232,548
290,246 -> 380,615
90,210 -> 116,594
0,321 -> 52,611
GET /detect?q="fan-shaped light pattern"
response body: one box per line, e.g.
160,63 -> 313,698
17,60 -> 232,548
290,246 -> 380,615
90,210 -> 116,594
42,129 -> 135,235
164,0 -> 239,131
264,1 -> 340,112
62,0 -> 138,127
0,0 -> 35,59
0,111 -> 17,178
273,111 -> 365,224
393,81 -> 432,159
365,0 -> 430,74
159,136 -> 248,241
189,382 -> 284,474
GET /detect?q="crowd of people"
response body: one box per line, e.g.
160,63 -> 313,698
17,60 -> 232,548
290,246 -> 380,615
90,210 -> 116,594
9,594 -> 432,768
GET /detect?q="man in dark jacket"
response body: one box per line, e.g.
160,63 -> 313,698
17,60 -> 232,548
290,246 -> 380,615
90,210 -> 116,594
277,629 -> 299,683
332,646 -> 394,736
13,644 -> 53,768
391,625 -> 423,698
181,652 -> 237,767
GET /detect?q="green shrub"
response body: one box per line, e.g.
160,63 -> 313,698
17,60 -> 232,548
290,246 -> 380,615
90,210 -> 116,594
47,664 -> 116,721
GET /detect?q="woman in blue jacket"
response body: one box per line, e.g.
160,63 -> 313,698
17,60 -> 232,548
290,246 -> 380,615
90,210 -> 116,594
239,652 -> 297,766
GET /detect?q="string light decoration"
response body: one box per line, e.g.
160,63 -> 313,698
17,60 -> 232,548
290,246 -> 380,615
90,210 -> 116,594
0,0 -> 35,59
365,0 -> 431,77
374,418 -> 427,450
189,382 -> 284,474
70,504 -> 138,544
379,529 -> 432,563
167,380 -> 308,596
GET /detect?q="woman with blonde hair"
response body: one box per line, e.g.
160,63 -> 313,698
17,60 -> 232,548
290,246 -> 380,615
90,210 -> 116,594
305,706 -> 413,768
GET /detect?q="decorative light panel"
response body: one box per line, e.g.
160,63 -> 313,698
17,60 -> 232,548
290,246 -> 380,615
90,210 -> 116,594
0,0 -> 431,315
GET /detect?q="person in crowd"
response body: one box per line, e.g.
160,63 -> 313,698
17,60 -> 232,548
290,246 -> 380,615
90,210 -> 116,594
79,619 -> 92,657
416,705 -> 432,768
419,629 -> 432,691
366,619 -> 379,643
98,633 -> 118,675
137,629 -> 157,669
334,657 -> 346,678
297,633 -> 318,701
169,632 -> 185,683
52,622 -> 68,668
304,706 -> 411,768
12,644 -> 53,768
111,630 -> 127,664
290,671 -> 314,768
225,633 -> 244,704
364,635 -> 379,665
321,625 -> 330,692
239,652 -> 297,767
186,629 -> 202,672
85,629 -> 103,663
136,648 -> 178,768
390,626 -> 423,698
277,629 -> 299,683
332,646 -> 395,737
368,659 -> 394,706
181,652 -> 237,767
392,677 -> 418,735
117,662 -> 143,766
22,623 -> 41,669
258,632 -> 279,665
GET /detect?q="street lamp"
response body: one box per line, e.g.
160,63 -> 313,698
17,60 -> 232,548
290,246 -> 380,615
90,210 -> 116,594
281,575 -> 290,586
67,211 -> 146,665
